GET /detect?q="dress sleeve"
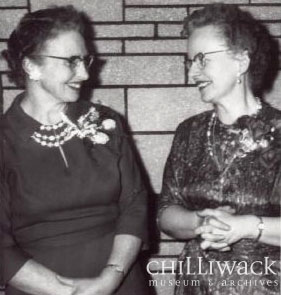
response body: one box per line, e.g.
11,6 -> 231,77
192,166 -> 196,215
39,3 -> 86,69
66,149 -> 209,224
114,118 -> 148,245
158,121 -> 190,216
0,139 -> 31,285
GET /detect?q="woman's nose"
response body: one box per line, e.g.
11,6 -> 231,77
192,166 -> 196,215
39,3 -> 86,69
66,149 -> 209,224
75,61 -> 89,81
187,63 -> 201,84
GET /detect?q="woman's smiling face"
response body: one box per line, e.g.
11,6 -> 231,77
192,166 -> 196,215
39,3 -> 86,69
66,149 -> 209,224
187,25 -> 240,105
32,30 -> 90,104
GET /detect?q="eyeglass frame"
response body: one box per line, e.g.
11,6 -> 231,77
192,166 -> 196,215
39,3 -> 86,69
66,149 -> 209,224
185,49 -> 230,70
29,54 -> 95,70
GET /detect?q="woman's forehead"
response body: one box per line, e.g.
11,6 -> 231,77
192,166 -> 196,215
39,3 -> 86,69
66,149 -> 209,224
41,30 -> 87,55
187,25 -> 227,55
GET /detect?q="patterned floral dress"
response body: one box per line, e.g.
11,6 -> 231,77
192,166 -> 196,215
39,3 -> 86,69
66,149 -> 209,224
159,102 -> 281,295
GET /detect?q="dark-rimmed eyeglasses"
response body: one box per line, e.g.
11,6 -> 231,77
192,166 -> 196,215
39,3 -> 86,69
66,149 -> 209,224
185,50 -> 230,70
29,54 -> 95,70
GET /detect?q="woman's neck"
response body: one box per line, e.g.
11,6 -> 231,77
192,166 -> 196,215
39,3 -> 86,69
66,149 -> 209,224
21,89 -> 67,125
214,87 -> 260,125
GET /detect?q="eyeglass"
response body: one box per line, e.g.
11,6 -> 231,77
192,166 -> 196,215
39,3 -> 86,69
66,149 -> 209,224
185,49 -> 230,70
29,54 -> 95,70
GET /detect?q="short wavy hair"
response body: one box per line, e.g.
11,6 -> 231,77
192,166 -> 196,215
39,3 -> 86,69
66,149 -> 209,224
182,3 -> 279,96
2,5 -> 87,87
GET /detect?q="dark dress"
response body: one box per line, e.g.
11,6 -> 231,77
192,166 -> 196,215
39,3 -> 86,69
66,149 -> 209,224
159,102 -> 281,295
0,95 -> 149,294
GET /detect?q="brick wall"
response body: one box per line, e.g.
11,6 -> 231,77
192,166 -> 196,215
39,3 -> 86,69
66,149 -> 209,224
0,1 -> 281,294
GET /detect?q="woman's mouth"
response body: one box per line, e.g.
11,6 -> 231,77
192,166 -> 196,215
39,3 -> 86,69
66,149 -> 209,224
67,82 -> 82,90
196,81 -> 212,90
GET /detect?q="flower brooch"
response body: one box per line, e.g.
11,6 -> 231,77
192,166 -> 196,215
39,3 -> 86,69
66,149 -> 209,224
31,107 -> 116,147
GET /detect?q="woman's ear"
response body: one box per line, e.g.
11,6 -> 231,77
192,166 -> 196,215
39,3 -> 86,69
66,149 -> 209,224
237,49 -> 250,75
22,57 -> 42,81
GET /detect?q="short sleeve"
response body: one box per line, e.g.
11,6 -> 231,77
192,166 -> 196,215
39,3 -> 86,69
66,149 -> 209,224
158,121 -> 191,217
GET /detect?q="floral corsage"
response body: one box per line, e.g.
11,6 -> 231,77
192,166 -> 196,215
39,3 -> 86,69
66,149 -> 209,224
236,115 -> 281,166
31,107 -> 116,147
61,107 -> 116,145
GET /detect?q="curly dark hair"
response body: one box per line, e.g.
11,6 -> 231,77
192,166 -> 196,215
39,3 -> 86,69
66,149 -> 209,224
182,3 -> 279,96
2,5 -> 88,87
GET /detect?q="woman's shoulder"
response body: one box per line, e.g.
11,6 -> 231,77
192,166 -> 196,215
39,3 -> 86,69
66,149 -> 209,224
176,110 -> 212,134
69,100 -> 120,121
264,102 -> 281,118
262,102 -> 281,127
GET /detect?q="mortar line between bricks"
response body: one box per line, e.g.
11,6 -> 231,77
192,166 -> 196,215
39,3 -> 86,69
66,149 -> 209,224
0,37 -> 187,42
124,3 -> 280,8
124,88 -> 128,121
154,23 -> 158,38
0,35 -> 276,41
121,39 -> 125,54
244,3 -> 281,7
27,0 -> 31,12
190,3 -> 281,7
95,52 -> 187,56
125,5 -> 190,8
95,84 -> 196,88
93,35 -> 279,40
90,21 -> 183,25
79,19 -> 281,25
0,84 -> 198,89
122,0 -> 125,22
186,6 -> 189,17
0,6 -> 28,9
93,37 -> 186,41
184,55 -> 188,85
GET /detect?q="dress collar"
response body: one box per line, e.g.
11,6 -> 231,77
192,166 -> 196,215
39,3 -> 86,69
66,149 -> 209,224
3,93 -> 95,143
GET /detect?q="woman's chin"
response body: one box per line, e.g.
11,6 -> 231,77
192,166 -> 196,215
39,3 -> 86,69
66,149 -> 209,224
199,93 -> 215,104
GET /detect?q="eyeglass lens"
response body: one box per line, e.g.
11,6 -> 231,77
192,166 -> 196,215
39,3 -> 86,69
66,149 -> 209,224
185,49 -> 229,70
69,55 -> 94,69
186,52 -> 205,70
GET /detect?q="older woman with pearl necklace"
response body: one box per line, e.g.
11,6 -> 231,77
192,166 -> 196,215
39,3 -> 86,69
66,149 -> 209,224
158,4 -> 281,295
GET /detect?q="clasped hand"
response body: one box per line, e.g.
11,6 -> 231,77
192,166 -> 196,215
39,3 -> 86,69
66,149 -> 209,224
195,206 -> 249,251
56,266 -> 123,295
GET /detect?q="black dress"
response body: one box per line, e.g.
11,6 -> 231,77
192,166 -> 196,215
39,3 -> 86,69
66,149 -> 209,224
159,102 -> 280,295
1,95 -> 149,294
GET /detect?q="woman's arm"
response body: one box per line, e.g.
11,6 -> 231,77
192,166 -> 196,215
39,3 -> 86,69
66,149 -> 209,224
106,234 -> 142,274
158,121 -> 230,241
258,217 -> 281,246
196,210 -> 281,247
9,260 -> 74,295
158,205 -> 202,239
159,205 -> 232,241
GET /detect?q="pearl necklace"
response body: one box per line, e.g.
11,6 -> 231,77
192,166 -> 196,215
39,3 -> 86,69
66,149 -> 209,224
31,121 -> 71,148
206,98 -> 262,178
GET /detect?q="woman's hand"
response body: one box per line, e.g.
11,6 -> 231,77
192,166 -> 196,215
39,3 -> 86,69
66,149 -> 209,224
194,206 -> 235,251
57,267 -> 123,295
195,209 -> 258,247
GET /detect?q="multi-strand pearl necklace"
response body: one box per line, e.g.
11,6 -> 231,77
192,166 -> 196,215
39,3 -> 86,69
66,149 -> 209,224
30,107 -> 114,168
31,121 -> 71,148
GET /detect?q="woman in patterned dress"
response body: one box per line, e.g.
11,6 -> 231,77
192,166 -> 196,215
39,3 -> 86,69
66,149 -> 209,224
158,4 -> 280,295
